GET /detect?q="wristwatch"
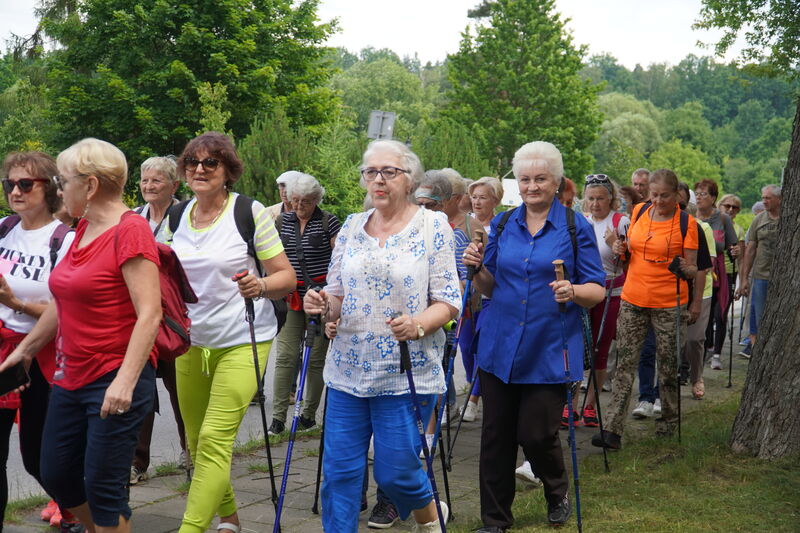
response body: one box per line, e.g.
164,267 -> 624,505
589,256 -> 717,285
415,321 -> 425,340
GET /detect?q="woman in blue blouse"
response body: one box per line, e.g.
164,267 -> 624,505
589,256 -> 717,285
463,142 -> 605,531
304,140 -> 461,533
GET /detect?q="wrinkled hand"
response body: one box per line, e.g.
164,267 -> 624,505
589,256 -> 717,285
304,289 -> 328,316
604,227 -> 618,247
387,313 -> 418,342
612,239 -> 627,257
232,271 -> 264,299
462,242 -> 485,268
325,319 -> 339,339
688,301 -> 701,324
99,376 -> 134,419
735,279 -> 750,299
549,280 -> 574,304
729,244 -> 740,258
0,276 -> 19,310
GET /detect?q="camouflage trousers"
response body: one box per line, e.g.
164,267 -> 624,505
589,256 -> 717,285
605,301 -> 688,438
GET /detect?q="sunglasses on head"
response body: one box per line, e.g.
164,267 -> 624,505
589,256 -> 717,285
585,174 -> 610,184
2,178 -> 50,194
184,157 -> 220,171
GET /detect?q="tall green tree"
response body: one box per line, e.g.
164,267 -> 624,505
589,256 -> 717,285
446,0 -> 601,177
695,0 -> 800,459
648,139 -> 722,185
39,0 -> 337,177
410,117 -> 493,178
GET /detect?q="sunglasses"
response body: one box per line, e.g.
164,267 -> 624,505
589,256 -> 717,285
184,157 -> 220,171
2,178 -> 50,194
585,174 -> 610,184
720,203 -> 740,211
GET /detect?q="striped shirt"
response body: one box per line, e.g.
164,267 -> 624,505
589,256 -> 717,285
279,208 -> 341,295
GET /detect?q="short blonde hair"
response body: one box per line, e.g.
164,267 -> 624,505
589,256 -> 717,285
512,141 -> 563,184
469,176 -> 503,205
718,193 -> 741,208
57,138 -> 128,195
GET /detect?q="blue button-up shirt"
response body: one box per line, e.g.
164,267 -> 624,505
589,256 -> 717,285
478,199 -> 605,384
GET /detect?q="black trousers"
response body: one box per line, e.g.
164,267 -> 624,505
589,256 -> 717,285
479,369 -> 568,528
0,359 -> 50,529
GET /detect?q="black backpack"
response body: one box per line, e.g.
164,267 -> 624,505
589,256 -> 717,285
158,194 -> 288,333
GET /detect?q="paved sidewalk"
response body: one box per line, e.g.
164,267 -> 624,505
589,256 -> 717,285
5,325 -> 749,532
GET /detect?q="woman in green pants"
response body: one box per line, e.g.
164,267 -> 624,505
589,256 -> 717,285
160,132 -> 296,533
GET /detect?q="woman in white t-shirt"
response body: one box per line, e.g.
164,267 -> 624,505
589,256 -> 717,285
0,152 -> 77,531
575,174 -> 629,427
160,132 -> 295,533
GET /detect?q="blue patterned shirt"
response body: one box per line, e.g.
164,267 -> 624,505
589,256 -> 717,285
324,208 -> 462,397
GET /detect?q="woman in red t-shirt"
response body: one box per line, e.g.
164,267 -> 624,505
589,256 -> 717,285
0,138 -> 162,533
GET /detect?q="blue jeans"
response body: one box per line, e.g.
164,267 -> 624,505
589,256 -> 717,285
322,388 -> 436,532
637,328 -> 659,403
41,365 -> 155,527
750,279 -> 769,335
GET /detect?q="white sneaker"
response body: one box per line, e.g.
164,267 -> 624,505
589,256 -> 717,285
515,460 -> 542,486
411,501 -> 448,532
710,355 -> 722,370
632,401 -> 654,419
653,399 -> 662,416
461,401 -> 478,422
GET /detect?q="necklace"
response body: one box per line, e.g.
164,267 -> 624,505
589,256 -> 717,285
191,194 -> 228,229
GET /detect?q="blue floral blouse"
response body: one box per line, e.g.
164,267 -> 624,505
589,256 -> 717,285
323,207 -> 462,397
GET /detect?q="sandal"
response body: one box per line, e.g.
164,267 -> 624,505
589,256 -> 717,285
692,380 -> 705,400
217,522 -> 241,533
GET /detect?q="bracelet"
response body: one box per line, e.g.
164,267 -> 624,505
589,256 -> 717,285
14,302 -> 25,316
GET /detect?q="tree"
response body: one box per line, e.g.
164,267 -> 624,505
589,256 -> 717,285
410,117 -> 493,178
446,0 -> 602,177
39,0 -> 337,187
696,0 -> 800,459
648,139 -> 722,186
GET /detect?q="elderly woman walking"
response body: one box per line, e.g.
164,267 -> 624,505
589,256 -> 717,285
159,132 -> 296,533
1,138 -> 163,533
268,173 -> 340,435
304,139 -> 461,533
463,142 -> 605,531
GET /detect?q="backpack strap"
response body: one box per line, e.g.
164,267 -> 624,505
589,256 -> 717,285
566,208 -> 578,264
48,223 -> 73,271
493,207 -> 518,241
232,193 -> 264,277
321,211 -> 330,242
152,200 -> 190,238
0,216 -> 21,239
612,212 -> 623,231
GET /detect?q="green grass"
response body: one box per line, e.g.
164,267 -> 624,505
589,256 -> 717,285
4,494 -> 50,524
154,462 -> 183,477
447,396 -> 800,532
247,462 -> 273,474
233,428 -> 323,457
172,480 -> 191,494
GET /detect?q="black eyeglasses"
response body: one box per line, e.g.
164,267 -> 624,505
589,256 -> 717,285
2,178 -> 50,194
585,174 -> 610,184
184,157 -> 220,171
361,167 -> 409,181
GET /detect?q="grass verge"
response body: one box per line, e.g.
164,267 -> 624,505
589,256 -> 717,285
448,395 -> 800,532
4,494 -> 49,524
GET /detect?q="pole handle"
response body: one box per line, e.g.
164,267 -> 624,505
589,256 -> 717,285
466,232 -> 484,281
553,259 -> 566,313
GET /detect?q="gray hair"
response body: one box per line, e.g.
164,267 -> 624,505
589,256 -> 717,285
752,201 -> 765,214
276,170 -> 304,186
468,176 -> 503,205
286,173 -> 325,203
512,141 -> 563,184
360,140 -> 424,195
140,156 -> 178,182
762,184 -> 781,198
631,168 -> 650,180
421,170 -> 454,201
436,168 -> 466,196
582,178 -> 621,212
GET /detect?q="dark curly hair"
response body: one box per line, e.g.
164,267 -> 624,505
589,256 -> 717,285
2,151 -> 61,214
177,131 -> 243,188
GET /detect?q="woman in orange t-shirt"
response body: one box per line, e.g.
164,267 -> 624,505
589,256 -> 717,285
592,169 -> 698,450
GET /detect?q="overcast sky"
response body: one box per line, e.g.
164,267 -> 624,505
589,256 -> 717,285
0,0 -> 739,68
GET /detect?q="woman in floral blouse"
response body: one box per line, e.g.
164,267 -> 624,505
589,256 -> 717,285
304,140 -> 461,533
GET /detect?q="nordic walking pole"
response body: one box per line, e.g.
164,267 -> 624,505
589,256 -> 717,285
430,321 -> 457,519
273,309 -> 321,532
737,294 -> 747,344
553,260 -> 583,533
726,249 -> 737,388
445,234 -> 482,471
232,269 -> 280,520
311,389 -> 327,514
392,312 -> 448,530
668,258 -> 683,444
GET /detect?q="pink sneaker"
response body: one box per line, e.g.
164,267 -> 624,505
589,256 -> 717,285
40,499 -> 58,522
